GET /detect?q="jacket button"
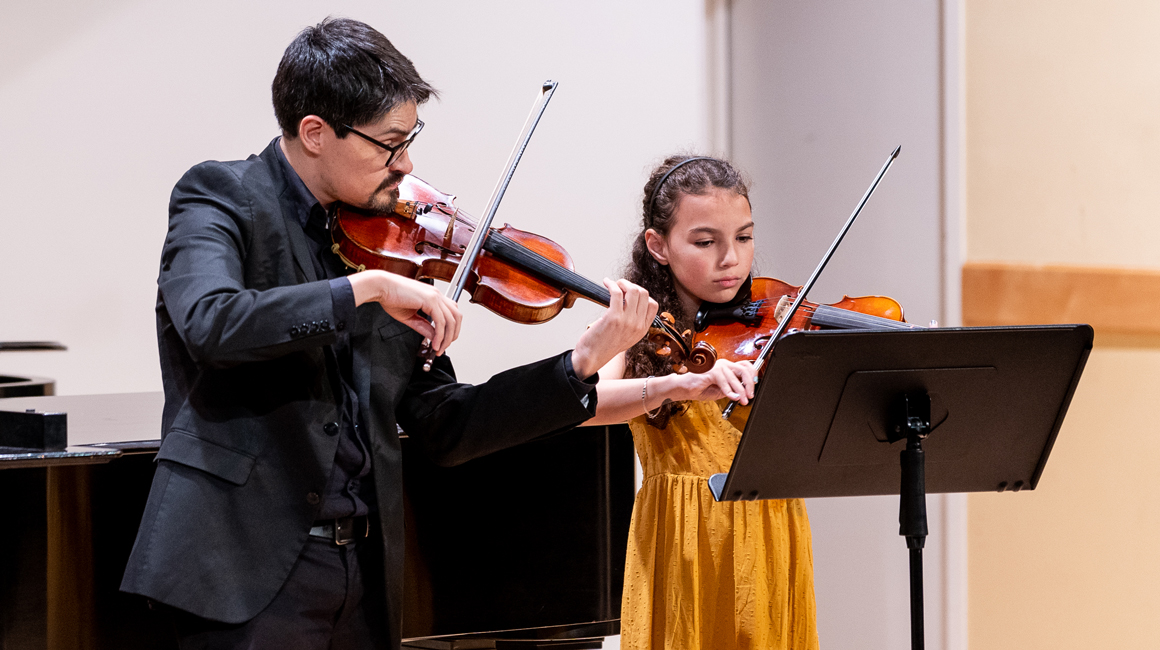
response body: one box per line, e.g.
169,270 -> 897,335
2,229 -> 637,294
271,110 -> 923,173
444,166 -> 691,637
323,422 -> 339,436
306,492 -> 321,505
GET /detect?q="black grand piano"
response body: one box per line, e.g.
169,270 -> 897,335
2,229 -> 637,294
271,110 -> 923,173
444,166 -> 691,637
0,341 -> 64,399
1,370 -> 636,648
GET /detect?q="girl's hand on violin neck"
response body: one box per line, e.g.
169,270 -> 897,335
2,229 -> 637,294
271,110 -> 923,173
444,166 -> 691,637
676,358 -> 756,405
348,270 -> 462,355
571,279 -> 658,379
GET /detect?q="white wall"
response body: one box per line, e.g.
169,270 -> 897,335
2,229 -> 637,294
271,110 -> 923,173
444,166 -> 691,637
0,3 -> 967,649
0,0 -> 710,393
728,1 -> 965,648
0,7 -> 706,647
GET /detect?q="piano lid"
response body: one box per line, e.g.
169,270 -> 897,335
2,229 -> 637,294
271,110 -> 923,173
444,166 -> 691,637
0,341 -> 67,351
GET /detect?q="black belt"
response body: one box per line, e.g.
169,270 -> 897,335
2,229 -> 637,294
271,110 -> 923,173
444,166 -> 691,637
308,516 -> 369,545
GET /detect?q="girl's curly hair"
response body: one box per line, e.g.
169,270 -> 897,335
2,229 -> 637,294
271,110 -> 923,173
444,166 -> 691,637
622,155 -> 750,427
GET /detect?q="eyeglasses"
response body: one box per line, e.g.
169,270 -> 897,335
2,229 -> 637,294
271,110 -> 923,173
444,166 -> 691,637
342,119 -> 424,167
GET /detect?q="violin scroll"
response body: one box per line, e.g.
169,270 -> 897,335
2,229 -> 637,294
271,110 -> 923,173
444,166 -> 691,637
646,312 -> 719,374
647,312 -> 691,373
684,340 -> 718,374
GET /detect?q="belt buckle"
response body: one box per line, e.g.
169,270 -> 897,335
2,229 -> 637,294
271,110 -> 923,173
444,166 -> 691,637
333,516 -> 367,546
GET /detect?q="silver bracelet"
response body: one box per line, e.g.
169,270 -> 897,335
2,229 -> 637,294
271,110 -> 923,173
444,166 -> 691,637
643,376 -> 662,417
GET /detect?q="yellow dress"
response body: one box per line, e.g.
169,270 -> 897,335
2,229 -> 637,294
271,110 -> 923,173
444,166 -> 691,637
619,399 -> 819,650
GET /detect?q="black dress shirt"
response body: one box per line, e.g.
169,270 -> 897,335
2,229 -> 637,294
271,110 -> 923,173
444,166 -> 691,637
275,140 -> 372,519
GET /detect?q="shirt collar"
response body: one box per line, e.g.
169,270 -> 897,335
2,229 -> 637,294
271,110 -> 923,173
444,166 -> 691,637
274,136 -> 324,230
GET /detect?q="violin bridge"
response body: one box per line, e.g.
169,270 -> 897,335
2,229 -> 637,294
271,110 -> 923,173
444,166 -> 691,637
442,211 -> 456,250
774,295 -> 793,324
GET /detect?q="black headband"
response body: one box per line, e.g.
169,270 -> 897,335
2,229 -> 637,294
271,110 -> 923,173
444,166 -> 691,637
646,156 -> 715,225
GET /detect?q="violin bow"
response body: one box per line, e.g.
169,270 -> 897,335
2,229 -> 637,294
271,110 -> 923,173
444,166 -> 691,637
420,80 -> 558,371
721,145 -> 901,418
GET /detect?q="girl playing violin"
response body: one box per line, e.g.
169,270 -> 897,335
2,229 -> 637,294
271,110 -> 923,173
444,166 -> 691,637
587,156 -> 818,650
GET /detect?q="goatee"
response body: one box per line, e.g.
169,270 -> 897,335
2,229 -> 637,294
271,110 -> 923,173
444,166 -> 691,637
366,172 -> 405,213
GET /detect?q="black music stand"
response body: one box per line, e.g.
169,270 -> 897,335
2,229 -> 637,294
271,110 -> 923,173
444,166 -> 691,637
708,325 -> 1092,650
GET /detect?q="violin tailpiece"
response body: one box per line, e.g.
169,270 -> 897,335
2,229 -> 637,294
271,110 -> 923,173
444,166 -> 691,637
394,200 -> 437,220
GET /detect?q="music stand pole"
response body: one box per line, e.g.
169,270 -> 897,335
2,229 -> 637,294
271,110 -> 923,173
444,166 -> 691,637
891,392 -> 932,650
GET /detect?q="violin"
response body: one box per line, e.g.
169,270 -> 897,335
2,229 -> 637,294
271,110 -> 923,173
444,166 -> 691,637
330,175 -> 690,350
649,276 -> 921,374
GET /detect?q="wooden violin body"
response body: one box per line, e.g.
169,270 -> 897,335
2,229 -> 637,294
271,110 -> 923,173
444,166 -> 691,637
331,175 -> 590,324
653,276 -> 917,373
331,175 -> 691,353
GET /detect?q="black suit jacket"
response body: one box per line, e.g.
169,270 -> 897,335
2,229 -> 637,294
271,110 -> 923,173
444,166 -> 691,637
120,141 -> 595,648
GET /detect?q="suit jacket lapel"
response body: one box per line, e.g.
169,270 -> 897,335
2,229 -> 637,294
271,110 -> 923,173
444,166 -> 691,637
282,211 -> 318,284
258,140 -> 318,284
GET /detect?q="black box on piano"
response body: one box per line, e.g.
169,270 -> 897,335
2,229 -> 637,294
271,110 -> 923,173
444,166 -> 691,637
0,407 -> 67,450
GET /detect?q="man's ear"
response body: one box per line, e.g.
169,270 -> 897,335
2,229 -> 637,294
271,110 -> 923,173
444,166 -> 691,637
644,229 -> 669,266
296,116 -> 328,156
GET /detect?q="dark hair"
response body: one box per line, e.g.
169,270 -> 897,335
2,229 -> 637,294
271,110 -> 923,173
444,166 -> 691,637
272,17 -> 437,138
623,154 -> 751,427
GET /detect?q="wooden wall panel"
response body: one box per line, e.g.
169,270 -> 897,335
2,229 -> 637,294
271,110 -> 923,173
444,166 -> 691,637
962,262 -> 1160,336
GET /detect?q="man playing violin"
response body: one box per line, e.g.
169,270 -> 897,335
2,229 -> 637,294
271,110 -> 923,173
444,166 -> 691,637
120,17 -> 657,650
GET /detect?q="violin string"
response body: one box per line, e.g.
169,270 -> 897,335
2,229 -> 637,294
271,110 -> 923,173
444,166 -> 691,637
803,304 -> 916,330
703,300 -> 912,330
797,308 -> 885,324
411,201 -> 475,228
454,209 -> 476,227
748,300 -> 883,323
814,303 -> 910,326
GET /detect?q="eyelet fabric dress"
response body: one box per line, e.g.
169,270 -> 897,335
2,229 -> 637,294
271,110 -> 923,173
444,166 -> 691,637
619,399 -> 819,650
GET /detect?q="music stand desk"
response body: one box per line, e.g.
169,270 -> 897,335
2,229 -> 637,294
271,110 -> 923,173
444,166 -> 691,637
709,325 -> 1092,650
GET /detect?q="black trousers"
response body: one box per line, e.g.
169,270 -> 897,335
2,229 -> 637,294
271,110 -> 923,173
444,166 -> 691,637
170,534 -> 389,650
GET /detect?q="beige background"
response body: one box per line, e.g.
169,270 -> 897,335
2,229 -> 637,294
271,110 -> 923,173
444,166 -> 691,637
966,1 -> 1160,647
